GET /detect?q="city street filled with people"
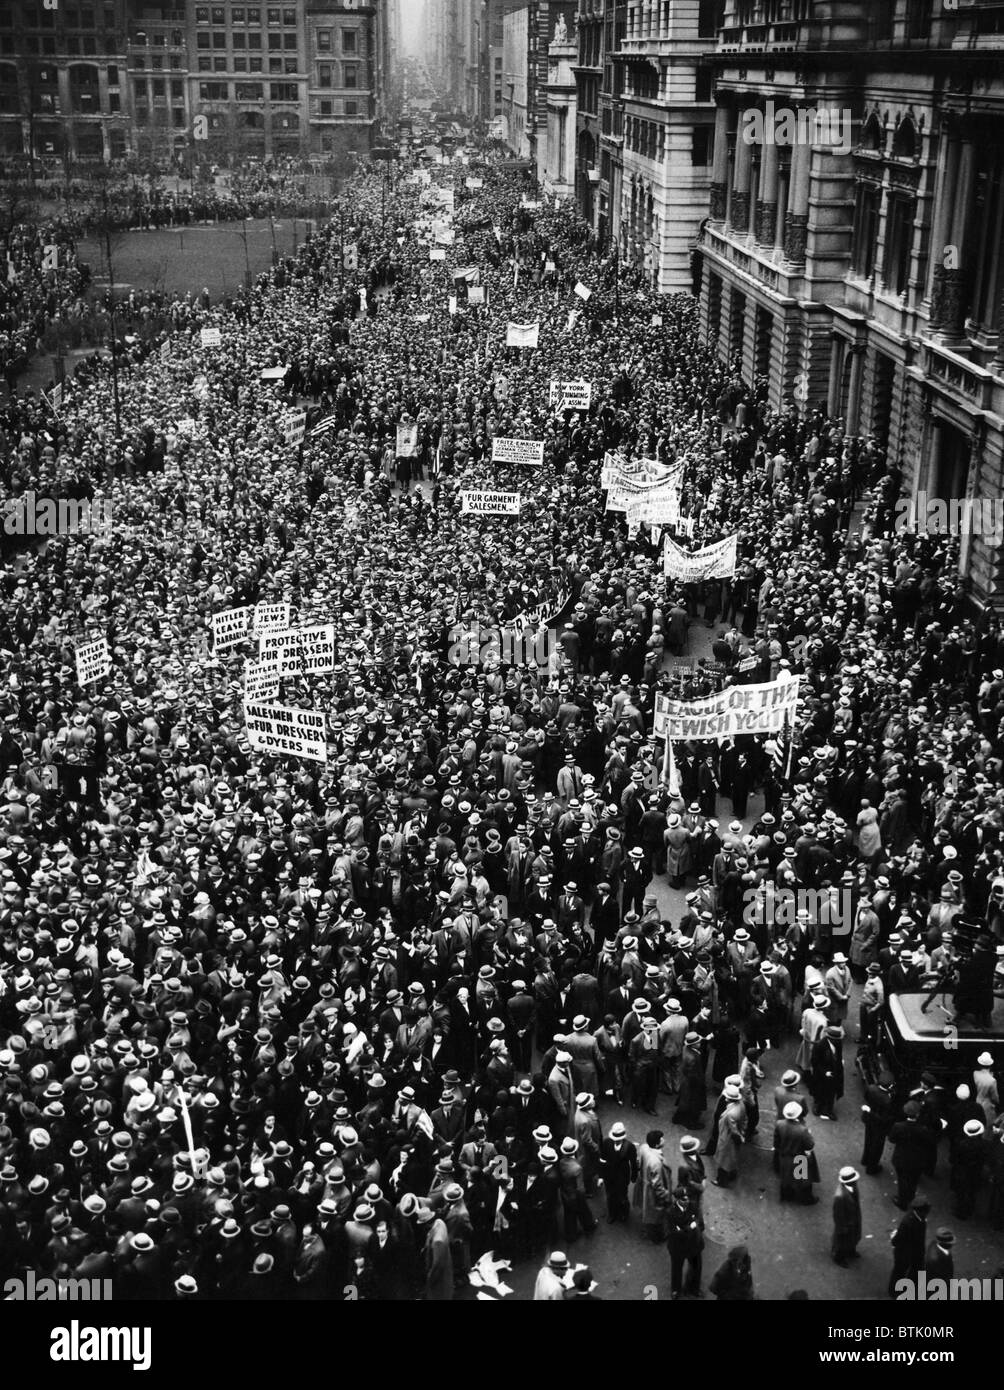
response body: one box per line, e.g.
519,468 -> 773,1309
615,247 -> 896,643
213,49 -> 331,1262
0,142 -> 1002,1303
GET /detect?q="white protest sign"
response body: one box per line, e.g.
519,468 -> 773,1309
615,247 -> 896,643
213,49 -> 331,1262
258,623 -> 336,676
75,636 -> 111,686
465,177 -> 484,190
396,423 -> 419,457
253,602 -> 292,636
430,248 -> 447,261
284,410 -> 307,446
663,533 -> 738,582
212,605 -> 253,654
460,491 -> 521,516
574,282 -> 592,301
244,656 -> 281,703
468,286 -> 486,306
654,675 -> 800,741
448,296 -> 458,316
491,438 -> 544,466
520,197 -> 541,211
549,380 -> 592,412
651,314 -> 664,327
243,701 -> 328,762
200,327 -> 222,348
506,323 -> 540,349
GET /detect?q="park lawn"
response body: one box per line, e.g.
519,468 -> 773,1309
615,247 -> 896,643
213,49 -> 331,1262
76,216 -> 322,298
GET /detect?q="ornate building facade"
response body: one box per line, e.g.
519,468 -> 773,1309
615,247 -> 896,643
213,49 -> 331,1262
698,0 -> 1004,608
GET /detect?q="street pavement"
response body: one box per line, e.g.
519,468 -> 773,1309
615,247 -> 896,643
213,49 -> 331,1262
469,621 -> 1004,1301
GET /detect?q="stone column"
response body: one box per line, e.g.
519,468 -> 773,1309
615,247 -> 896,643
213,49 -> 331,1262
784,132 -> 810,263
827,335 -> 844,418
731,125 -> 752,234
937,137 -> 975,338
709,104 -> 730,221
927,126 -> 959,322
845,345 -> 865,434
756,137 -> 779,245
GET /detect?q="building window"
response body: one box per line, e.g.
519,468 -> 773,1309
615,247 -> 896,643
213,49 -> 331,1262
195,5 -> 209,21
883,192 -> 914,295
199,81 -> 229,100
196,32 -> 210,48
344,99 -> 358,117
250,56 -> 262,70
213,56 -> 226,70
319,99 -> 332,115
851,183 -> 880,278
211,5 -> 224,22
692,127 -> 712,165
248,7 -> 260,22
212,31 -> 226,48
283,57 -> 296,72
234,56 -> 247,70
283,7 -> 296,24
342,29 -> 356,53
317,29 -> 331,49
270,81 -> 298,101
232,31 -> 246,48
235,82 -> 262,100
318,63 -> 331,87
198,56 -> 211,70
267,7 -> 280,23
232,7 -> 245,22
283,33 -> 297,49
343,63 -> 357,88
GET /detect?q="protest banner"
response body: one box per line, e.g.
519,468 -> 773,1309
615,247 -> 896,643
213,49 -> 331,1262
453,266 -> 481,284
520,197 -> 541,211
653,675 -> 800,740
244,656 -> 281,703
243,701 -> 328,763
212,605 -> 253,655
736,654 -> 759,674
506,322 -> 540,349
468,286 -> 486,306
549,380 -> 592,412
491,438 -> 545,466
448,296 -> 458,316
396,423 -> 419,457
75,636 -> 111,686
160,340 -> 171,361
651,314 -> 664,327
253,602 -> 292,636
200,327 -> 222,348
460,491 -> 521,516
284,410 -> 307,447
574,282 -> 592,301
663,533 -> 738,581
430,248 -> 447,261
465,177 -> 484,190
260,366 -> 288,381
258,623 -> 336,676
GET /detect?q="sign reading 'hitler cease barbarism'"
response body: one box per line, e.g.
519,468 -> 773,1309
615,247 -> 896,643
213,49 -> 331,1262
654,675 -> 800,740
460,491 -> 522,516
243,701 -> 328,762
491,438 -> 545,466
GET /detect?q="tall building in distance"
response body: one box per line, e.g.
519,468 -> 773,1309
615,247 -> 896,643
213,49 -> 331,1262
698,0 -> 1004,609
0,0 -> 392,171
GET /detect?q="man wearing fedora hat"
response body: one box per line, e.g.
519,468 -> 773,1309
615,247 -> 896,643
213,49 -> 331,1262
832,1167 -> 862,1266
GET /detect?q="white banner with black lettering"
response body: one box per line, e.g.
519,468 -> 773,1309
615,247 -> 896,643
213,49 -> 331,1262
75,637 -> 111,686
460,491 -> 521,516
663,533 -> 738,582
258,623 -> 336,676
243,701 -> 328,762
491,438 -> 544,466
212,606 -> 253,655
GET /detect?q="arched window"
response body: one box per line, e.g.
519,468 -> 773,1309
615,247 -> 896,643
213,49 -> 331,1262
892,116 -> 917,159
861,112 -> 883,152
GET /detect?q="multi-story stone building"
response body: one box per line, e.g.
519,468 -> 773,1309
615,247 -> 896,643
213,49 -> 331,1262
614,0 -> 718,292
698,0 -> 1004,608
0,0 -> 131,168
572,0 -> 605,236
501,0 -> 576,180
0,1 -> 388,171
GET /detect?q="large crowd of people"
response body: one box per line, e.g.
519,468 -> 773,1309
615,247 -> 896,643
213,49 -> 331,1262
0,141 -> 1001,1302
